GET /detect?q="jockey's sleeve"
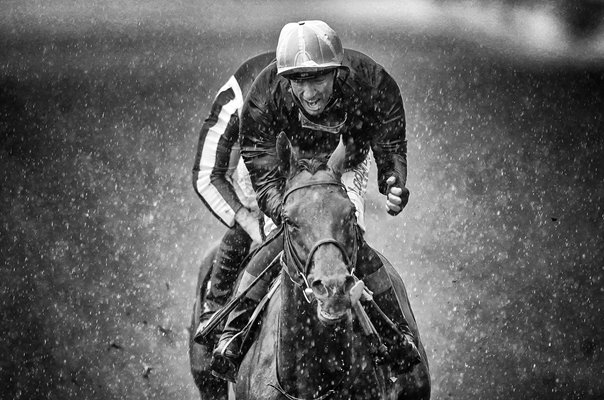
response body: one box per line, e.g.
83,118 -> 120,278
240,71 -> 285,224
341,152 -> 370,232
193,52 -> 277,227
370,70 -> 408,194
192,75 -> 245,227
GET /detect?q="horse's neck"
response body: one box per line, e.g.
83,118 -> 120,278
277,275 -> 356,397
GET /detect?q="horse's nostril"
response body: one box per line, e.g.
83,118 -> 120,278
311,280 -> 328,297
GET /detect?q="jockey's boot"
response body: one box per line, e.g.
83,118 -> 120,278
210,297 -> 260,383
210,234 -> 282,381
366,287 -> 421,374
196,226 -> 252,340
194,298 -> 223,344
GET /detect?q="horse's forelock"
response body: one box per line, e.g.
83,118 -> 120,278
295,158 -> 334,177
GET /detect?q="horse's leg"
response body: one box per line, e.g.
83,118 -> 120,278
188,246 -> 228,400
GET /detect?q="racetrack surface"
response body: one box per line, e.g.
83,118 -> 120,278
1,1 -> 603,399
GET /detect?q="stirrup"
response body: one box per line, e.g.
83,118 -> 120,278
376,332 -> 421,374
393,342 -> 421,374
211,333 -> 243,383
364,300 -> 421,372
211,357 -> 238,383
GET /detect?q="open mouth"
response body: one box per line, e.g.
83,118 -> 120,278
303,98 -> 322,113
316,302 -> 348,324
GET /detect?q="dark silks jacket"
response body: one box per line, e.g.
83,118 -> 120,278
240,49 -> 408,224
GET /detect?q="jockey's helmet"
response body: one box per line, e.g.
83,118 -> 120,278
276,20 -> 344,79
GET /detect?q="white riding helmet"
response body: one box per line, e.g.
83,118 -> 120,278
276,20 -> 344,78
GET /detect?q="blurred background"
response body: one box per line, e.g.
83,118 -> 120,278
1,0 -> 603,399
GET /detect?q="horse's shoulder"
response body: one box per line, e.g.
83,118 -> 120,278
374,250 -> 405,287
236,283 -> 281,399
373,250 -> 420,335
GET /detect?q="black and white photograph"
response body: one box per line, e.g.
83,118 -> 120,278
1,1 -> 603,399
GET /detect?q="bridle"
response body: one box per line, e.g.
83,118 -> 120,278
280,179 -> 359,302
273,178 -> 361,400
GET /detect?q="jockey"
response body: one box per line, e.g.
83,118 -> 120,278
211,20 -> 421,382
192,51 -> 275,328
192,52 -> 371,334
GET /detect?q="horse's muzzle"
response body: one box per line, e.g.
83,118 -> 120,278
315,298 -> 352,325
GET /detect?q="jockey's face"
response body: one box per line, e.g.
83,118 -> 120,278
289,70 -> 335,116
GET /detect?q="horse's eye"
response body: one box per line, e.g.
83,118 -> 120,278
285,217 -> 299,230
338,212 -> 355,228
347,210 -> 357,225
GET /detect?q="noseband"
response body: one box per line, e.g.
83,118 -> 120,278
281,179 -> 358,297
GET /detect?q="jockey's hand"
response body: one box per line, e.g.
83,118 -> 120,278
386,176 -> 410,216
234,207 -> 264,244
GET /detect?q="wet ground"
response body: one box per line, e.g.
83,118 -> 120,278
1,1 -> 603,399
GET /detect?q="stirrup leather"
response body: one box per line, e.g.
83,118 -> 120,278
218,331 -> 244,359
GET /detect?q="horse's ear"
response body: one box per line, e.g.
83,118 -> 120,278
276,131 -> 297,177
327,139 -> 346,178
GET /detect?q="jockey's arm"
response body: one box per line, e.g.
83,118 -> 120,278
192,75 -> 247,228
369,71 -> 410,215
192,75 -> 266,246
193,52 -> 279,242
239,81 -> 286,225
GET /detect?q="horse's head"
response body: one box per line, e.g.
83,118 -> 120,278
277,133 -> 363,325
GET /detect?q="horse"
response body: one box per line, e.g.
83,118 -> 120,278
189,133 -> 430,399
188,245 -> 230,400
